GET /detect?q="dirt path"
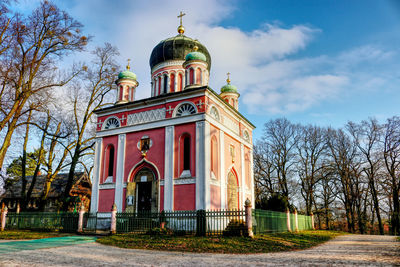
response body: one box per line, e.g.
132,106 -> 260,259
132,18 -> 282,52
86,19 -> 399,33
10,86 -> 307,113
0,234 -> 399,266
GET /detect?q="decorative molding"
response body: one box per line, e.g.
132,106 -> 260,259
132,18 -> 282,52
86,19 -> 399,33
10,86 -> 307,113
151,60 -> 185,74
102,116 -> 120,130
210,178 -> 220,186
222,115 -> 240,135
127,108 -> 166,125
97,113 -> 205,138
174,177 -> 196,185
209,105 -> 220,122
99,183 -> 116,190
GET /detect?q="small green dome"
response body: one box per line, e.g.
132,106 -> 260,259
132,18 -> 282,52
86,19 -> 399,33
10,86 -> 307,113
221,83 -> 238,93
185,51 -> 207,62
118,70 -> 137,80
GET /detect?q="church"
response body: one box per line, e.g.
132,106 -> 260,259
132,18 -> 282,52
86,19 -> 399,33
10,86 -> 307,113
90,13 -> 255,213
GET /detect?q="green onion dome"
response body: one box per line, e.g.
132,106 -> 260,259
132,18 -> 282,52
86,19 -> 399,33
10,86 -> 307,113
118,69 -> 137,80
221,83 -> 238,93
185,50 -> 207,61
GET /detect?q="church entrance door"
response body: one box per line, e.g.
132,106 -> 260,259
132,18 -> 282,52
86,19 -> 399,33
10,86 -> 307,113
137,182 -> 152,212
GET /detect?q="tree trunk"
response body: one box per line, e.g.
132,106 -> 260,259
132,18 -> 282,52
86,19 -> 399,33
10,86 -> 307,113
62,145 -> 80,211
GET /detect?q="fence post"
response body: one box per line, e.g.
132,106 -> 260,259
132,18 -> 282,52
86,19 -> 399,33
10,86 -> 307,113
286,208 -> 291,232
110,203 -> 117,234
1,206 -> 7,231
244,198 -> 254,238
196,209 -> 206,236
78,204 -> 85,233
310,212 -> 315,230
294,208 -> 299,232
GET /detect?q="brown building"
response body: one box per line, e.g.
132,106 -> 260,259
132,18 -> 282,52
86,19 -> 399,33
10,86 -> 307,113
1,172 -> 91,212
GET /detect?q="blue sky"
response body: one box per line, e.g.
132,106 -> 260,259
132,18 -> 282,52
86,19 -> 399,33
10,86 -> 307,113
11,0 -> 400,140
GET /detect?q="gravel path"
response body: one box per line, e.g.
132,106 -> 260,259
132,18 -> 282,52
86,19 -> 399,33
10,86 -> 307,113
0,234 -> 399,266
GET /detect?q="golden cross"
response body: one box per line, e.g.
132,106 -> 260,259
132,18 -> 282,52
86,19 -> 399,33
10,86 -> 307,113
226,72 -> 231,83
177,11 -> 186,26
127,59 -> 131,70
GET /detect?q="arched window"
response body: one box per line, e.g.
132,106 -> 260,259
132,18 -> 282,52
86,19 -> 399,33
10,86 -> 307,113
209,106 -> 220,121
196,68 -> 201,84
189,68 -> 194,85
211,136 -> 218,179
174,102 -> 197,117
178,73 -> 183,91
170,73 -> 175,92
104,145 -> 115,183
180,134 -> 191,177
163,74 -> 168,94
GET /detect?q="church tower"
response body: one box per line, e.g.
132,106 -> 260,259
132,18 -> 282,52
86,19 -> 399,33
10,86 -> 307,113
91,13 -> 255,213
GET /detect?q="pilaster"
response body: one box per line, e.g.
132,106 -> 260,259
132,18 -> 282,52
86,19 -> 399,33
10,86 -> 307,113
204,121 -> 211,209
164,126 -> 174,210
196,121 -> 205,210
219,130 -> 226,209
241,143 -> 245,207
90,138 -> 103,212
114,134 -> 126,211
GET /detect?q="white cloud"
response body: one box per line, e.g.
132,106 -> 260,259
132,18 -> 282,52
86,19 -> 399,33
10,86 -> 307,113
12,0 -> 399,116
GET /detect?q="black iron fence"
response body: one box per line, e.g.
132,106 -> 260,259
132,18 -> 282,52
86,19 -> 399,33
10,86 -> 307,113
116,209 -> 246,236
5,212 -> 78,233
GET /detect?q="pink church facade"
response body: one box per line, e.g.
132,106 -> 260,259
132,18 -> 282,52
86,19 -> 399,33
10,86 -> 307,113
90,22 -> 255,213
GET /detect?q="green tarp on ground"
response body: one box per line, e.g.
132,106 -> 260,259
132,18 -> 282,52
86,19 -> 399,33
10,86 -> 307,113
0,236 -> 97,254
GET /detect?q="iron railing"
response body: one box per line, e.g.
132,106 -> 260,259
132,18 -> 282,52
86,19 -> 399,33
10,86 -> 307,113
5,212 -> 78,233
116,209 -> 246,236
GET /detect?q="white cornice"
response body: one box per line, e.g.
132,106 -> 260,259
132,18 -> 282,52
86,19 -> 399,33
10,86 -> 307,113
97,113 -> 206,137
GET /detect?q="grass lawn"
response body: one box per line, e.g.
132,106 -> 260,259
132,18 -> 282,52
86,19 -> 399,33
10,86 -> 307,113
0,230 -> 72,240
96,230 -> 343,254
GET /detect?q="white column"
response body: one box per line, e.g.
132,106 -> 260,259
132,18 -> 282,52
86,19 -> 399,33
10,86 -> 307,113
164,126 -> 174,210
193,68 -> 196,84
219,130 -> 225,209
90,138 -> 103,212
250,148 -> 255,207
196,121 -> 205,210
167,74 -> 170,93
151,79 -> 154,97
114,134 -> 126,212
174,75 -> 177,92
204,121 -> 211,209
240,143 -> 245,207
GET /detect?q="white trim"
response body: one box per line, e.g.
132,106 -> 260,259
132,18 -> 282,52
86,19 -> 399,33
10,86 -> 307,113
96,92 -> 206,118
90,138 -> 103,212
114,134 -> 126,212
174,177 -> 196,185
99,183 -> 116,190
240,143 -> 245,208
164,126 -> 174,210
97,113 -> 205,137
210,179 -> 220,186
250,148 -> 255,207
204,121 -> 211,209
220,130 -> 225,209
151,60 -> 185,74
205,91 -> 255,130
206,113 -> 252,149
196,121 -> 205,210
126,158 -> 162,183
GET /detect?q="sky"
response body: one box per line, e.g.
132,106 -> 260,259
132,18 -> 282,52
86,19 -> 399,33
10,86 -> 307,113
11,0 -> 400,141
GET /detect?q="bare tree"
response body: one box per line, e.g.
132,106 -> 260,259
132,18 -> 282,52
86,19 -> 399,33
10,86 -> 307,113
0,1 -> 88,167
347,118 -> 384,235
61,43 -> 118,210
383,116 -> 400,235
261,118 -> 299,198
296,125 -> 328,215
